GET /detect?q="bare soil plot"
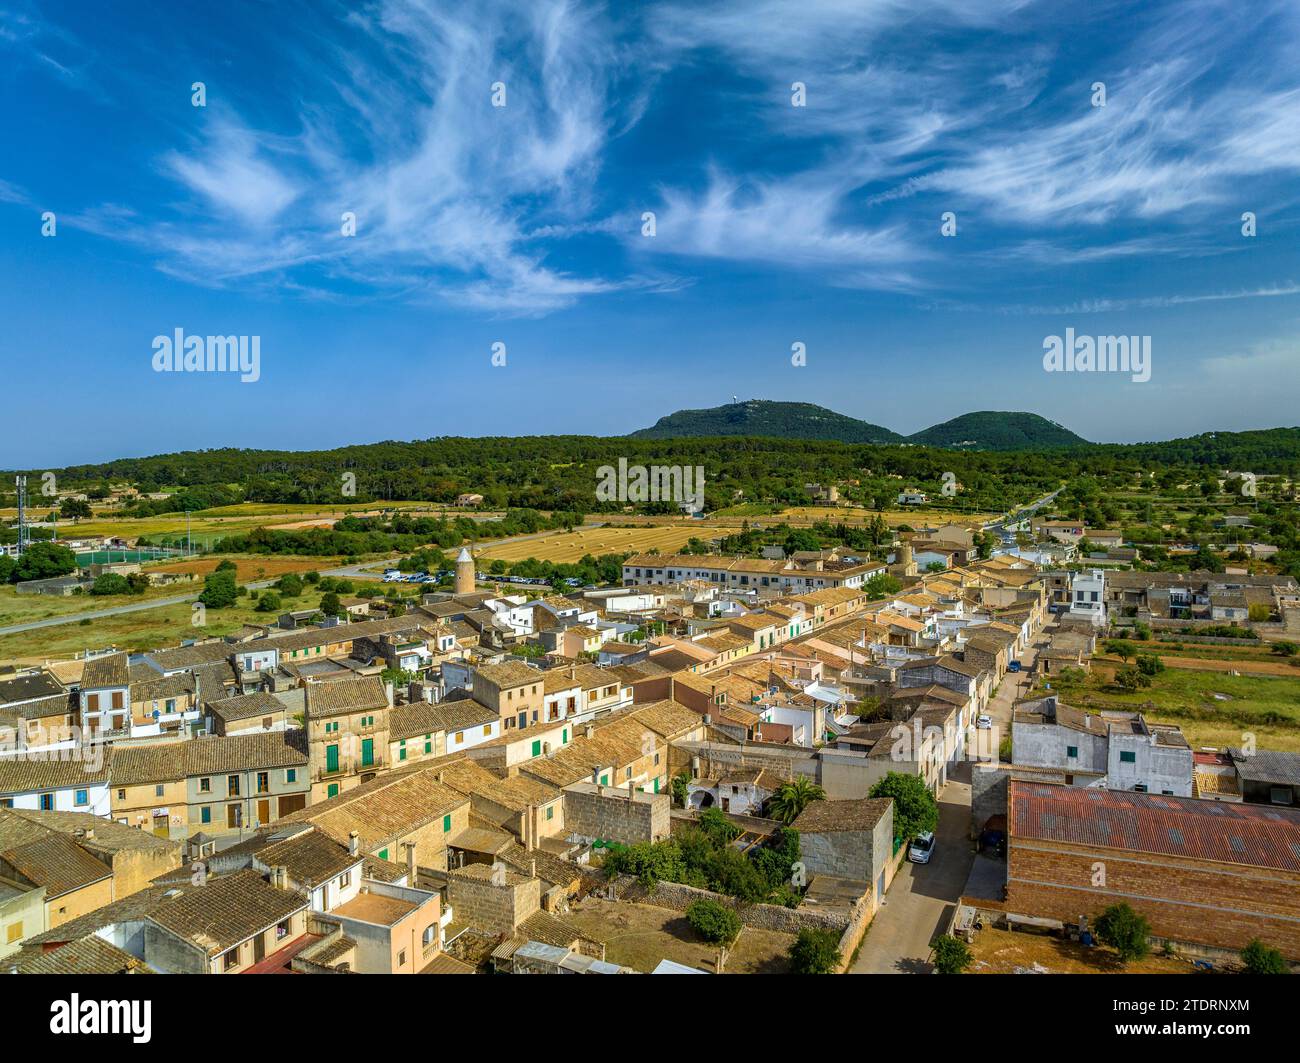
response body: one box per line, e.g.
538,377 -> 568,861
968,927 -> 1200,974
563,897 -> 794,974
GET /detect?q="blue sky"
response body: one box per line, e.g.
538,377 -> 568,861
1,0 -> 1299,467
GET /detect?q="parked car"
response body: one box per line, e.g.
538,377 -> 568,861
908,832 -> 936,864
1007,660 -> 1021,672
976,714 -> 992,729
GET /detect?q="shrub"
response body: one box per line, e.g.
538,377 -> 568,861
686,899 -> 741,946
931,934 -> 973,974
789,928 -> 841,974
255,591 -> 283,613
90,573 -> 131,596
1240,938 -> 1288,974
1095,903 -> 1150,963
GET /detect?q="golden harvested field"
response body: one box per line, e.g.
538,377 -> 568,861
145,554 -> 340,582
477,525 -> 744,564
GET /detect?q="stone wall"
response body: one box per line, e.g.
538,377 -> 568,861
563,783 -> 669,845
608,874 -> 848,934
447,869 -> 540,935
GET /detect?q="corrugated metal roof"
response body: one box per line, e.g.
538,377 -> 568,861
1010,780 -> 1300,871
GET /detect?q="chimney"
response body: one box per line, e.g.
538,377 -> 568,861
384,681 -> 395,708
404,841 -> 417,883
584,723 -> 594,740
348,831 -> 359,856
530,858 -> 537,879
436,770 -> 445,784
570,664 -> 576,680
272,865 -> 289,890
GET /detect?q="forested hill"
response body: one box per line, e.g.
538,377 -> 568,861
632,400 -> 1089,450
630,400 -> 903,443
8,427 -> 1300,516
907,411 -> 1089,450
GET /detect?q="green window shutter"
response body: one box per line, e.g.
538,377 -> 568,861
531,740 -> 541,757
361,738 -> 374,767
326,744 -> 339,773
200,807 -> 211,824
399,748 -> 406,761
546,806 -> 554,820
442,814 -> 451,832
1066,746 -> 1078,758
327,783 -> 339,798
379,849 -> 388,861
600,775 -> 608,786
653,777 -> 660,793
562,729 -> 568,744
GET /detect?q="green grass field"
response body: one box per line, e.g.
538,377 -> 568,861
0,588 -> 334,662
1042,665 -> 1300,751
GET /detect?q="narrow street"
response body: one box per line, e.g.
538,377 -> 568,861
850,763 -> 974,974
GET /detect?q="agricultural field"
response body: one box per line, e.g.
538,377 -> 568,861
0,586 -> 337,663
476,524 -> 745,564
0,581 -> 201,629
1041,662 -> 1300,752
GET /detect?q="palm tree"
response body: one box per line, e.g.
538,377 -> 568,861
768,777 -> 826,825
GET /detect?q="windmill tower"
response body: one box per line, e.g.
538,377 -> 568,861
455,547 -> 476,595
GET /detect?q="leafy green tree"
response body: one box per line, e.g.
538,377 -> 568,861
869,771 -> 939,841
214,558 -> 238,573
789,928 -> 841,974
767,777 -> 826,825
59,498 -> 92,521
1115,667 -> 1152,691
697,807 -> 741,846
90,573 -> 131,595
198,568 -> 238,608
12,542 -> 77,582
276,572 -> 304,597
255,590 -> 283,613
864,572 -> 902,600
931,934 -> 973,974
686,899 -> 741,946
1095,902 -> 1151,963
1105,639 -> 1135,662
1240,938 -> 1288,974
670,770 -> 690,808
319,591 -> 343,618
1135,654 -> 1164,676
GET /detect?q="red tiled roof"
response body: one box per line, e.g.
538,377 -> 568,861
1010,781 -> 1300,871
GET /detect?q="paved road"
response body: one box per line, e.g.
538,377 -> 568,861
851,763 -> 975,974
0,579 -> 281,637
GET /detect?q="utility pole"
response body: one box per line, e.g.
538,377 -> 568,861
14,475 -> 27,556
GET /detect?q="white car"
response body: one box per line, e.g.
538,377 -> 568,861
976,714 -> 993,729
908,832 -> 936,864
